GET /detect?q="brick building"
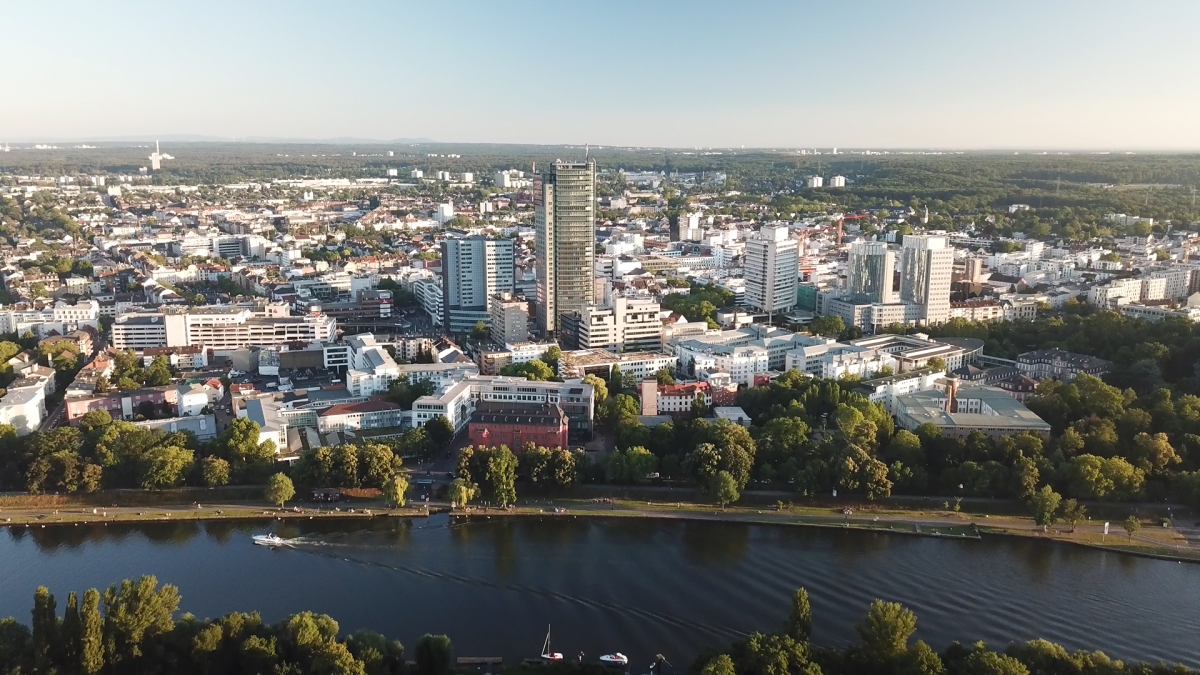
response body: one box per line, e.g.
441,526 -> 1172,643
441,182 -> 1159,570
468,402 -> 569,450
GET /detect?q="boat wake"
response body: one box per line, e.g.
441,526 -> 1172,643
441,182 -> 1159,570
286,544 -> 748,640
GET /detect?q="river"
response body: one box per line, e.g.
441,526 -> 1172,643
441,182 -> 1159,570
2,515 -> 1198,668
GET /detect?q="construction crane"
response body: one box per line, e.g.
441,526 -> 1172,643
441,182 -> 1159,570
832,213 -> 869,247
797,213 -> 868,251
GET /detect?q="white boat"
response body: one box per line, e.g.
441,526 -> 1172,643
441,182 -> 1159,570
540,625 -> 563,661
252,534 -> 288,547
599,653 -> 628,667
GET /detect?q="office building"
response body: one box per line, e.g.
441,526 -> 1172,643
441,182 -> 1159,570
897,235 -> 953,324
111,304 -> 336,350
847,241 -> 897,304
744,225 -> 799,315
535,160 -> 598,336
558,296 -> 662,352
441,236 -> 515,334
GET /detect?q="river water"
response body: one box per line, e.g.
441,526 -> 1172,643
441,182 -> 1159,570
2,515 -> 1198,668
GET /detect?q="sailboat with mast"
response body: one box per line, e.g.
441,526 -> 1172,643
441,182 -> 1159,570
540,625 -> 564,661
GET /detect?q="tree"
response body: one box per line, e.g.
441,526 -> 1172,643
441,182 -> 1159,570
61,591 -> 80,672
499,360 -> 554,381
93,374 -> 111,395
425,416 -> 454,451
486,446 -> 518,506
77,409 -> 113,434
100,576 -> 180,670
470,321 -> 489,341
700,654 -> 736,675
926,357 -> 947,372
201,456 -> 230,488
608,364 -> 624,395
604,446 -> 659,483
601,394 -> 641,430
359,443 -> 401,488
383,473 -> 409,507
31,586 -> 56,673
447,478 -> 477,508
140,446 -> 194,490
331,444 -> 359,487
1123,515 -> 1141,540
856,600 -> 917,665
655,368 -> 676,385
212,417 -> 275,482
787,588 -> 812,642
79,588 -> 103,674
1131,432 -> 1181,473
809,315 -> 845,338
962,650 -> 1031,675
265,473 -> 295,508
541,345 -> 562,373
1061,499 -> 1086,533
415,634 -> 454,675
582,373 -> 608,403
1030,485 -> 1061,532
144,356 -> 172,386
712,470 -> 740,508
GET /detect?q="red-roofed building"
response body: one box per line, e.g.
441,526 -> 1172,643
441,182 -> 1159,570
656,382 -> 712,415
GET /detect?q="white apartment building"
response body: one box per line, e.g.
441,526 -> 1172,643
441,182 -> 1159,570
851,369 -> 947,414
0,370 -> 55,436
566,296 -> 662,352
744,225 -> 799,315
0,299 -> 101,337
111,305 -> 336,350
489,293 -> 529,345
677,341 -> 770,386
1087,278 -> 1142,308
412,276 -> 444,324
342,333 -> 402,397
785,342 -> 897,380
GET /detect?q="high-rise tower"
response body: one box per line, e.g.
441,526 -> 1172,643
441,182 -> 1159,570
441,236 -> 515,335
847,241 -> 897,304
898,235 -> 953,324
535,159 -> 597,336
745,225 -> 799,316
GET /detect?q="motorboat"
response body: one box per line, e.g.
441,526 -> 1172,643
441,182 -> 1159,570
599,653 -> 629,667
252,534 -> 288,547
540,625 -> 563,661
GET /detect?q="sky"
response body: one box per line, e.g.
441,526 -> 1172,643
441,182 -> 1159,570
4,0 -> 1200,149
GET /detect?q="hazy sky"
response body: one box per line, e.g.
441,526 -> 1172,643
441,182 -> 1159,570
5,1 -> 1199,149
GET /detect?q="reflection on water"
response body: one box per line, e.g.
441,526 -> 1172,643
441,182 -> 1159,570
2,515 -> 1199,669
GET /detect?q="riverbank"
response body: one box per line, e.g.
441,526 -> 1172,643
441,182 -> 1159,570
0,494 -> 436,527
3,489 -> 1196,563
451,497 -> 1200,563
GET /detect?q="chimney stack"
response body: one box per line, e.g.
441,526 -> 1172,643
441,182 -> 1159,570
945,375 -> 959,414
